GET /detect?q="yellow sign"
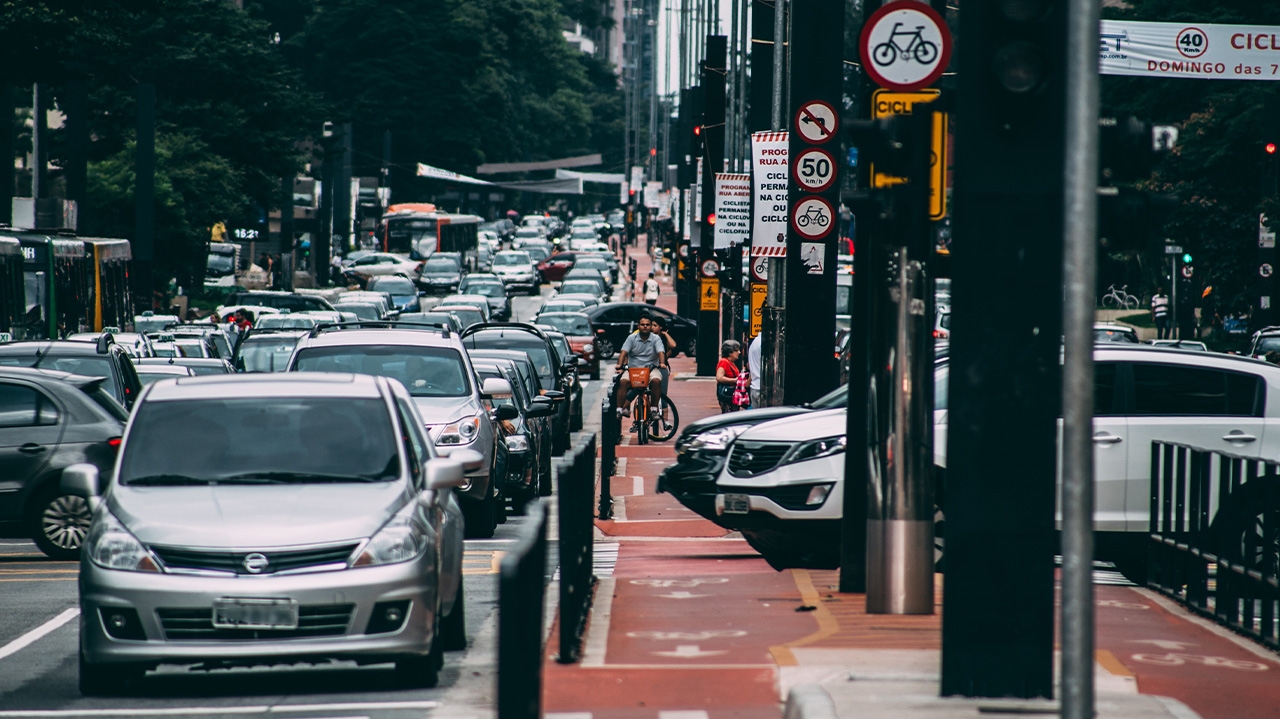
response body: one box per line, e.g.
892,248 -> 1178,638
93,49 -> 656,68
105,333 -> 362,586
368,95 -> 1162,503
701,278 -> 720,311
749,282 -> 767,338
870,89 -> 948,220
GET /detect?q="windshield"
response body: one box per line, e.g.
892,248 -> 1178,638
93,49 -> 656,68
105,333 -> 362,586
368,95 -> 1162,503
495,253 -> 531,266
538,314 -> 591,335
373,278 -> 417,294
294,345 -> 471,397
576,258 -> 607,270
335,303 -> 381,320
467,335 -> 555,386
525,247 -> 550,263
1094,328 -> 1137,343
811,384 -> 849,409
119,397 -> 399,485
238,336 -> 302,372
466,284 -> 505,298
423,257 -> 459,273
560,281 -> 600,295
137,370 -> 189,386
387,218 -> 437,255
134,316 -> 179,333
207,253 -> 235,275
1256,337 -> 1280,354
836,285 -> 852,315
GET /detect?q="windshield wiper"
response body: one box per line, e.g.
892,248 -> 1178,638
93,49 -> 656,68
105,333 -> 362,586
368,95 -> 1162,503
215,471 -> 384,484
125,474 -> 215,486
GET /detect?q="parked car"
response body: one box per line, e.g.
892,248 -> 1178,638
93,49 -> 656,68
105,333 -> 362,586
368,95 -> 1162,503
67,372 -> 476,694
367,275 -> 423,313
491,251 -> 539,295
1094,323 -> 1139,343
584,303 -> 698,359
286,325 -> 507,538
535,312 -> 600,379
0,336 -> 143,409
0,368 -> 127,559
460,323 -> 572,455
417,253 -> 464,295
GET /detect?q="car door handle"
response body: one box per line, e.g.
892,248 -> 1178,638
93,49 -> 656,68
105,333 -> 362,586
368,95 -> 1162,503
1092,434 -> 1123,444
18,443 -> 46,455
1222,432 -> 1257,443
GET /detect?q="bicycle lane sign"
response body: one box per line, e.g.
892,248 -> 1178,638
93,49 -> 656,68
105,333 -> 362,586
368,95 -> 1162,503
792,196 -> 835,240
859,0 -> 952,92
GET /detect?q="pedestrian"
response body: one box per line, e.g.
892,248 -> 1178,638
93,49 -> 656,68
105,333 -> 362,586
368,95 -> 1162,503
643,271 -> 660,305
747,333 -> 762,408
715,340 -> 742,413
330,253 -> 344,286
1151,287 -> 1171,339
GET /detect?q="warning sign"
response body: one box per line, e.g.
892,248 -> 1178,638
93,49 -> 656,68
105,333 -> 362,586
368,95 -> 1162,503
701,278 -> 720,310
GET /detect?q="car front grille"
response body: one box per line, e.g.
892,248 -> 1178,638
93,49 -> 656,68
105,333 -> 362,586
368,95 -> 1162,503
156,604 -> 355,641
150,543 -> 359,575
720,483 -> 830,511
727,441 -> 792,477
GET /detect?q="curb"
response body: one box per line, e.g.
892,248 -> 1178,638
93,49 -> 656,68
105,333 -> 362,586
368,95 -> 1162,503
783,684 -> 840,719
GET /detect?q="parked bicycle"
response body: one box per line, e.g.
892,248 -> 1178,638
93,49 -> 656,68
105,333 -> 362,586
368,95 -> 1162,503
1100,284 -> 1141,310
615,368 -> 679,444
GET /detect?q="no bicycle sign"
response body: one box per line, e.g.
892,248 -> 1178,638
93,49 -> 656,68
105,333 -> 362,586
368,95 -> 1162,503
859,0 -> 952,92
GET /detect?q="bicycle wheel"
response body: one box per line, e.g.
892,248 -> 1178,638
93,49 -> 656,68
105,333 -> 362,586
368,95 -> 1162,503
649,398 -> 680,442
1102,295 -> 1119,309
914,40 -> 938,65
1124,295 -> 1140,310
872,42 -> 896,67
636,398 -> 649,445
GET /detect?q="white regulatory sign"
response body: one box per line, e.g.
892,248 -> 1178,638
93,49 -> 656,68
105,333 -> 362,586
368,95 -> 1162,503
794,102 -> 839,144
751,255 -> 770,282
792,197 -> 835,240
1262,263 -> 1273,278
793,147 -> 837,192
859,1 -> 952,91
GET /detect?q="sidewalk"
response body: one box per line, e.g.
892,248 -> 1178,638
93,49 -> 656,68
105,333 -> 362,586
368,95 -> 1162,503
541,240 -> 1276,719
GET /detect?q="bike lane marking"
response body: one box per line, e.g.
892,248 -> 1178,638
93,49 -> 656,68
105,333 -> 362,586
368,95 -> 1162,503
1094,584 -> 1280,719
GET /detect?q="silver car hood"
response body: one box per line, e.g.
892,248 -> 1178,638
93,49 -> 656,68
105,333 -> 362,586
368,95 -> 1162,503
110,482 -> 408,549
413,394 -> 479,426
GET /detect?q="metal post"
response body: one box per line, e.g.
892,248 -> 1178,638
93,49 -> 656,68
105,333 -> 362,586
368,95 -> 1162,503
134,83 -> 156,311
1061,0 -> 1101,713
770,0 -> 785,129
31,84 -> 43,203
0,85 -> 12,226
1171,255 -> 1178,339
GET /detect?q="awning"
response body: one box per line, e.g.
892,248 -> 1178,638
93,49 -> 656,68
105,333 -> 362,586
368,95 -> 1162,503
555,169 -> 627,184
475,154 -> 602,174
493,177 -> 584,195
416,163 -> 493,186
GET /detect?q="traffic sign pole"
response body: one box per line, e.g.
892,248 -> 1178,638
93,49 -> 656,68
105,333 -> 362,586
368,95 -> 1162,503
698,37 -> 727,377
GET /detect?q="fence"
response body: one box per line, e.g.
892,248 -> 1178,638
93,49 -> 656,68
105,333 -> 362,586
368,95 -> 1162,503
557,431 -> 598,663
497,500 -> 547,719
1149,441 -> 1280,651
599,376 -> 619,520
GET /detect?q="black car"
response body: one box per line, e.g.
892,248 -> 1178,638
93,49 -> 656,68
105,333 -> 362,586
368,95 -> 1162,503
584,303 -> 698,359
471,360 -> 556,511
0,335 -> 143,410
657,384 -> 848,522
0,368 -> 128,559
460,323 -> 573,455
418,252 -> 465,294
468,350 -> 556,494
539,328 -> 584,431
461,280 -> 513,321
224,291 -> 336,313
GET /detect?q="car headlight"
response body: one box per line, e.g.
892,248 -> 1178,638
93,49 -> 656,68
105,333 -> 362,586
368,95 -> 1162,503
781,435 -> 846,466
685,424 -> 751,454
85,512 -> 160,573
506,434 -> 529,452
352,506 -> 429,567
582,342 -> 594,352
436,415 -> 482,445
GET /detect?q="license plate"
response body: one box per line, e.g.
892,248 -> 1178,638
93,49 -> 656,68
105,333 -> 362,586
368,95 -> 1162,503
723,493 -> 751,515
211,598 -> 299,630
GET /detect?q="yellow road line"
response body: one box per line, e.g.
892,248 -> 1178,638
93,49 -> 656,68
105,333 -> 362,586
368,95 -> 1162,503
1095,649 -> 1134,678
768,569 -> 841,666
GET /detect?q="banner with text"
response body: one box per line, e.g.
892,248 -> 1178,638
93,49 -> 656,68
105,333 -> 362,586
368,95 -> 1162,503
714,173 -> 752,249
751,131 -> 789,256
644,181 -> 662,209
1100,20 -> 1280,81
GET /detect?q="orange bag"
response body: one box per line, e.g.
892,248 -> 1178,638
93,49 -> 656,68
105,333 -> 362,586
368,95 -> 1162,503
628,367 -> 651,388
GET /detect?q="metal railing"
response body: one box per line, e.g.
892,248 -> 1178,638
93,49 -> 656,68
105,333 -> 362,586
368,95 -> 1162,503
1149,441 -> 1280,650
497,500 -> 547,719
557,431 -> 598,663
599,376 -> 619,520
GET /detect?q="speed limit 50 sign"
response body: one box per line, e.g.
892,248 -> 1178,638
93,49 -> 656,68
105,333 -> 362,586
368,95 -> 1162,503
793,148 -> 837,192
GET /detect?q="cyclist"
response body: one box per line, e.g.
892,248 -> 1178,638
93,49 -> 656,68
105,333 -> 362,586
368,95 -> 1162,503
614,314 -> 666,417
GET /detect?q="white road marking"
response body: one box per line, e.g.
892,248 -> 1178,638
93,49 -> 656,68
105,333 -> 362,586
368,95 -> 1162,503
632,475 -> 645,495
1135,587 -> 1280,664
0,608 -> 78,662
547,712 -> 594,719
659,712 -> 711,719
652,645 -> 727,658
0,701 -> 437,717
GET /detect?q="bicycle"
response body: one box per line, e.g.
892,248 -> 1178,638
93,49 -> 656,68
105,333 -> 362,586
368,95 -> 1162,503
1101,284 -> 1141,310
872,23 -> 939,68
616,368 -> 680,444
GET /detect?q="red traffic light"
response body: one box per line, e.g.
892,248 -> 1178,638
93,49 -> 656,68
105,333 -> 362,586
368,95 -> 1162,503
1268,142 -> 1277,155
650,148 -> 657,156
693,125 -> 702,136
706,213 -> 716,225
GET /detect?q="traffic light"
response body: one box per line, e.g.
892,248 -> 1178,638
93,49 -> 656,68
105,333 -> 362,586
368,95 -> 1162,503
1182,252 -> 1192,264
1267,143 -> 1277,155
847,113 -> 932,232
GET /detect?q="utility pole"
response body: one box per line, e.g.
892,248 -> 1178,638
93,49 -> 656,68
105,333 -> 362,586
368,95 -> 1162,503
134,83 -> 157,311
697,36 -> 727,376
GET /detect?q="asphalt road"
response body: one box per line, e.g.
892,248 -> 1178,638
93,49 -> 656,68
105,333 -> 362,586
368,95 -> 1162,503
0,284 -> 612,719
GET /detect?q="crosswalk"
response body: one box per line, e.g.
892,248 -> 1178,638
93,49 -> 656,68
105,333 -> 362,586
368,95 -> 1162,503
553,541 -> 618,581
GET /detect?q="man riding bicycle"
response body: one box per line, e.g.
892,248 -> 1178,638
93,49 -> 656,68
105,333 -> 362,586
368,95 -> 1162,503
615,314 -> 666,417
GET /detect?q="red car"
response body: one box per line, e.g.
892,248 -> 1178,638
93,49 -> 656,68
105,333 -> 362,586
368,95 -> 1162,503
534,311 -> 600,379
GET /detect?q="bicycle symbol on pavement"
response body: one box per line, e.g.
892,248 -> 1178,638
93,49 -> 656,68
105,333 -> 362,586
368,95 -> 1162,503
1130,653 -> 1270,672
630,578 -> 729,588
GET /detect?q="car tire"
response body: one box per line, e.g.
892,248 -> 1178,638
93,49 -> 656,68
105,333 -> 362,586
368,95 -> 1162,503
440,574 -> 467,651
684,338 -> 696,358
462,490 -> 498,539
79,653 -> 143,697
30,484 -> 92,561
394,623 -> 442,688
538,448 -> 553,497
597,338 -> 617,359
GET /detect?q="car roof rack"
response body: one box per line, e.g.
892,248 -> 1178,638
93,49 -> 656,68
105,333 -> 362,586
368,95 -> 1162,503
307,320 -> 451,339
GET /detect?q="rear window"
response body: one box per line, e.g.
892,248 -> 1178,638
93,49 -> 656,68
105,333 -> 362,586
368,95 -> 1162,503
1130,363 -> 1264,417
238,336 -> 302,372
293,345 -> 471,397
119,397 -> 399,484
561,281 -> 601,295
423,257 -> 459,272
466,284 -> 505,298
372,278 -> 417,294
539,314 -> 592,335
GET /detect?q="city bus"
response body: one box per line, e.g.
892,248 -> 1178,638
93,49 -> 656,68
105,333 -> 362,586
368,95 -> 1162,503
0,238 -> 24,338
82,238 -> 133,332
18,233 -> 88,339
378,204 -> 482,268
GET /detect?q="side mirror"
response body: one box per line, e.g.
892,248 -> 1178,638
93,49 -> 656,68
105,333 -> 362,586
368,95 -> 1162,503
561,356 -> 577,370
527,401 -> 556,418
62,463 -> 100,500
450,448 -> 486,472
424,458 -> 467,490
481,377 -> 513,398
494,404 -> 519,421
543,389 -> 566,402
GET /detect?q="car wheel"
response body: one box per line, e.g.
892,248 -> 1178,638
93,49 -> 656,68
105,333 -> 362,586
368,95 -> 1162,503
462,490 -> 498,539
495,486 -> 508,525
684,337 -> 696,358
79,653 -> 143,697
30,485 -> 92,561
597,337 -> 617,359
394,620 -> 442,688
440,574 -> 467,651
538,447 -> 553,496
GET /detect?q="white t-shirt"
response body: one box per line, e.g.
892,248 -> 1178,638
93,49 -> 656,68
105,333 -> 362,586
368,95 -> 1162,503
748,335 -> 762,391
